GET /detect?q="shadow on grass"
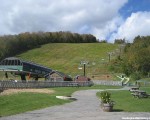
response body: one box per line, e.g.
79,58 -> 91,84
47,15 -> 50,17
113,109 -> 124,112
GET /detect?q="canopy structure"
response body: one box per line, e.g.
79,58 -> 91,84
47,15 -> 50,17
0,57 -> 52,80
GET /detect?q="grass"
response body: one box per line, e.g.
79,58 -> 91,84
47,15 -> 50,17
0,85 -> 121,117
16,43 -> 119,77
0,92 -> 70,117
1,85 -> 150,116
97,87 -> 150,112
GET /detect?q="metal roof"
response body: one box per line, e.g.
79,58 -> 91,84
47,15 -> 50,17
0,57 -> 52,72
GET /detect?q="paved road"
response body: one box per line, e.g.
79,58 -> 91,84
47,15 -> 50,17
1,88 -> 150,120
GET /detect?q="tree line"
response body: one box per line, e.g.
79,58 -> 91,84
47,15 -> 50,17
0,31 -> 97,60
109,36 -> 150,80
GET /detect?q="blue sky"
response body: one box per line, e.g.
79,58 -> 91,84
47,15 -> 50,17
119,0 -> 150,19
108,0 -> 150,42
0,0 -> 150,43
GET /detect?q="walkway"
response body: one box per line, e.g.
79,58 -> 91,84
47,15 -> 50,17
1,88 -> 150,120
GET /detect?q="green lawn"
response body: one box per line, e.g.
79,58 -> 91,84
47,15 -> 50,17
0,92 -> 69,116
1,85 -> 149,117
97,87 -> 150,112
0,85 -> 121,117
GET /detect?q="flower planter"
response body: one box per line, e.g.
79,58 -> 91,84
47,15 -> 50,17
99,91 -> 115,112
102,103 -> 113,112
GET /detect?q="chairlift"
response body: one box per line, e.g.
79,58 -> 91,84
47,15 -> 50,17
78,67 -> 82,70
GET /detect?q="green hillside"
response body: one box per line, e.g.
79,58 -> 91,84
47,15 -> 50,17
15,43 -> 118,79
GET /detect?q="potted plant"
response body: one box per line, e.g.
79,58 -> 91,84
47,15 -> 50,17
99,91 -> 114,112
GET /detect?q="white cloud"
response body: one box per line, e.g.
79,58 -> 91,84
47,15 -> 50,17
94,16 -> 124,40
0,0 -> 128,39
109,11 -> 150,43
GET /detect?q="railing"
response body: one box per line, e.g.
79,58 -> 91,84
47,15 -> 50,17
136,81 -> 150,87
0,80 -> 94,91
92,80 -> 122,86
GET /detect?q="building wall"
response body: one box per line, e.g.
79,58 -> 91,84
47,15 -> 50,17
50,73 -> 63,81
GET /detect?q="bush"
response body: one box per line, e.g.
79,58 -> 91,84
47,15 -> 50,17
130,72 -> 142,81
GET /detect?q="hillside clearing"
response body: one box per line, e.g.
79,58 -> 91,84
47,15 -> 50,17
16,43 -> 119,78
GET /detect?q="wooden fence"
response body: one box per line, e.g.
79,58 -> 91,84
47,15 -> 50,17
0,80 -> 94,91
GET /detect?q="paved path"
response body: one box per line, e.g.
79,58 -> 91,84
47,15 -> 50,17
1,88 -> 150,120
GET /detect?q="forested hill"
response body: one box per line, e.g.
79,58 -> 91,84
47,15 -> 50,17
123,36 -> 150,77
0,31 -> 97,60
110,36 -> 150,80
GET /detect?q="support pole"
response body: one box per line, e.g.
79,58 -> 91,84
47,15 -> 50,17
84,64 -> 86,76
109,54 -> 110,62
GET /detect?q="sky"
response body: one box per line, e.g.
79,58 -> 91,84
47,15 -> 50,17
0,0 -> 150,43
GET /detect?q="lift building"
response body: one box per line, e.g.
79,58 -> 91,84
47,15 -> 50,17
0,57 -> 52,80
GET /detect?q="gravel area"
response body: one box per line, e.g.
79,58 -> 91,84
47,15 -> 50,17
0,89 -> 55,96
1,88 -> 150,120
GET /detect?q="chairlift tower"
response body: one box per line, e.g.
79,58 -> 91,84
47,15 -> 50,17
80,61 -> 88,76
